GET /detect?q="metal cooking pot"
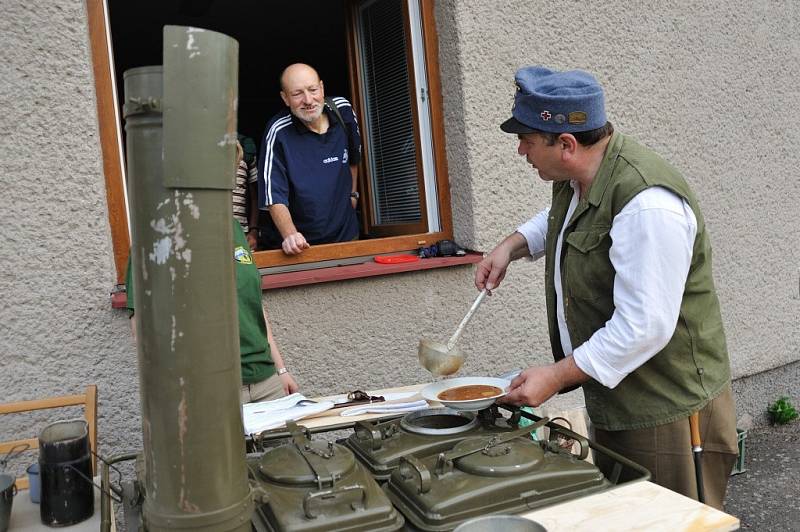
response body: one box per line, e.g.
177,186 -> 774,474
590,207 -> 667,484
0,473 -> 17,532
454,514 -> 547,532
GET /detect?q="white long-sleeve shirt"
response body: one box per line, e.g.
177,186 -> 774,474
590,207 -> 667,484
516,183 -> 697,389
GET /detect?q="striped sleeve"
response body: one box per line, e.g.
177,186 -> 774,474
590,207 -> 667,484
256,115 -> 292,209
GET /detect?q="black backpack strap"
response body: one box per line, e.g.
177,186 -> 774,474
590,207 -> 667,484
325,96 -> 356,161
324,96 -> 348,133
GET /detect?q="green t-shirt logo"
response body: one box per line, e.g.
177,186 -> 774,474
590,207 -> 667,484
233,246 -> 252,265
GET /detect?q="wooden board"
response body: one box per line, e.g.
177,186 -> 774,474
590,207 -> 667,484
521,480 -> 739,532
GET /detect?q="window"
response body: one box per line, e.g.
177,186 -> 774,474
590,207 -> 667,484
87,0 -> 453,284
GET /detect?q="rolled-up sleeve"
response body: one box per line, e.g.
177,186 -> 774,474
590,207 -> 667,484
516,208 -> 549,260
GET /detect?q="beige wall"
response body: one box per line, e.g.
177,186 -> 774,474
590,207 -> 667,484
1,0 -> 797,464
433,0 -> 799,378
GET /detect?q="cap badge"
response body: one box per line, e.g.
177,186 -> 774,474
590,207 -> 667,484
540,110 -> 552,121
554,114 -> 566,124
568,111 -> 587,125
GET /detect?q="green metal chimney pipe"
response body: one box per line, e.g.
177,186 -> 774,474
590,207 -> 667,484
123,26 -> 252,531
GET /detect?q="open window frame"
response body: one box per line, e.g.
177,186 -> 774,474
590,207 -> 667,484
86,0 -> 453,284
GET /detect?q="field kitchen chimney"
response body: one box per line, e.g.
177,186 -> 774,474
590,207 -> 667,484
123,26 -> 252,531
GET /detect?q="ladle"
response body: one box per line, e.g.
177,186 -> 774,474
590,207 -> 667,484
418,289 -> 488,376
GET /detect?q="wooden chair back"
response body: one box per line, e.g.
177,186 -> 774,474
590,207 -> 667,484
0,385 -> 98,489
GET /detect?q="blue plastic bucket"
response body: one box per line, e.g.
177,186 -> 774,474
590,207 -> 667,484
26,463 -> 40,504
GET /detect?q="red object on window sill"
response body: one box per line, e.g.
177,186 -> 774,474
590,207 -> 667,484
374,254 -> 420,264
111,252 -> 483,307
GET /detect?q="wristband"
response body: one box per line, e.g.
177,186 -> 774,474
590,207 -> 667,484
276,367 -> 288,376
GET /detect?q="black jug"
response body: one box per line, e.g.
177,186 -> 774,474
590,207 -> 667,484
39,420 -> 94,527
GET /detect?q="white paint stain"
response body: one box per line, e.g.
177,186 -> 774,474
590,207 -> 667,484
150,237 -> 172,264
171,315 -> 177,352
216,132 -> 238,147
182,194 -> 200,220
148,191 -> 197,270
185,28 -> 203,59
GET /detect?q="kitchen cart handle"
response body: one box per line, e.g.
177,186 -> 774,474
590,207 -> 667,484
547,418 -> 590,461
303,485 -> 366,518
100,452 -> 139,532
399,455 -> 431,494
353,421 -> 383,451
513,406 -> 651,484
442,417 -> 550,463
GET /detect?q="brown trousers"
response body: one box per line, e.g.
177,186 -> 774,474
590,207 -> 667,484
593,385 -> 738,510
240,373 -> 286,404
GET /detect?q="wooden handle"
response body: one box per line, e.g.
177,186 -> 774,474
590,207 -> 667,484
689,412 -> 702,447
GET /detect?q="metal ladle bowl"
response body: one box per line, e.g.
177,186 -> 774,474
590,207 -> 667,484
418,289 -> 487,377
418,339 -> 465,377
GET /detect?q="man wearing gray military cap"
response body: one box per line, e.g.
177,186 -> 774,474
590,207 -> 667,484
476,66 -> 738,509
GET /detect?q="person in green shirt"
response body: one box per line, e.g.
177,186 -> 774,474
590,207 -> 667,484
126,143 -> 299,404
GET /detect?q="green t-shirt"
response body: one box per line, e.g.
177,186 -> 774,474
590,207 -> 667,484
126,219 -> 274,384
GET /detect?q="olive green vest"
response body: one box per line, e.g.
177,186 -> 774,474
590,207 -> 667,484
545,132 -> 731,430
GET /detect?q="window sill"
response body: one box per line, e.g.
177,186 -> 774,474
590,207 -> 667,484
260,252 -> 482,290
111,252 -> 482,307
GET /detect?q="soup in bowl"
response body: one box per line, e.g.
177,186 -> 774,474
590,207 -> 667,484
422,377 -> 510,411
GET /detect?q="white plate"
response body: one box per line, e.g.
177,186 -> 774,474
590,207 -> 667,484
421,377 -> 511,411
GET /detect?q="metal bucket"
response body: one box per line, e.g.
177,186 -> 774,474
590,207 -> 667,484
454,514 -> 547,532
0,474 -> 16,532
39,420 -> 94,526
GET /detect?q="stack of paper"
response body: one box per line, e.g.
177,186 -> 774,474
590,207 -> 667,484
242,393 -> 334,434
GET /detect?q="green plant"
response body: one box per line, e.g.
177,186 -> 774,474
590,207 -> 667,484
767,396 -> 799,425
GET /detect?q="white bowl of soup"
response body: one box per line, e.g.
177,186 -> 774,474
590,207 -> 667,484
421,376 -> 511,411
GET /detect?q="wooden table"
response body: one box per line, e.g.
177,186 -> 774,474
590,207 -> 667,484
294,384 -> 740,532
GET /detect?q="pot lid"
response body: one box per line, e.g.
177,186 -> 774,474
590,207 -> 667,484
259,440 -> 356,486
453,436 -> 544,477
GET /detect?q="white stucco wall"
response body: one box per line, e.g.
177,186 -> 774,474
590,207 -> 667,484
0,1 -> 142,462
434,0 -> 800,379
1,0 -> 797,469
